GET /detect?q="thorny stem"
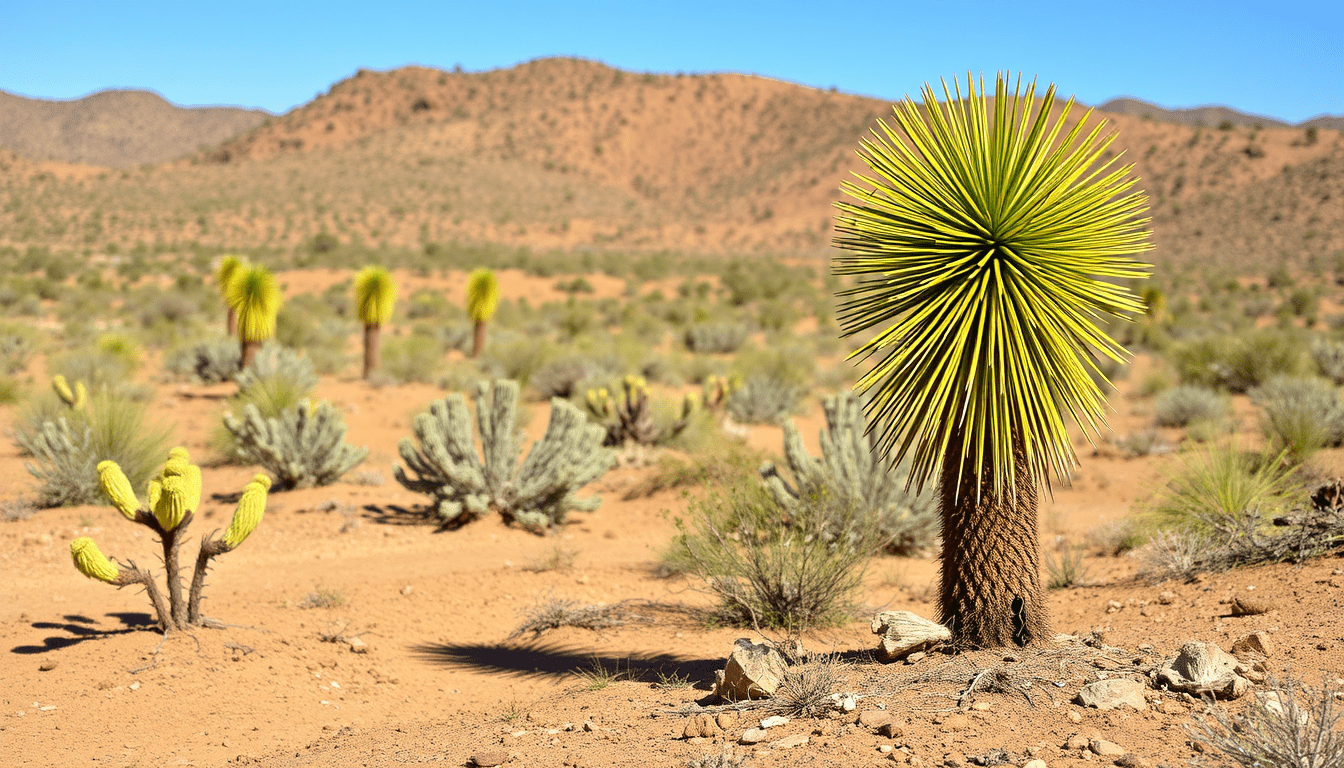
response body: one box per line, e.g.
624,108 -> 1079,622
188,536 -> 229,625
115,562 -> 174,632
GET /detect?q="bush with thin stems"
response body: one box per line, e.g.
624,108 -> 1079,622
1252,376 -> 1344,463
1188,676 -> 1343,768
1147,444 -> 1303,545
1154,385 -> 1228,428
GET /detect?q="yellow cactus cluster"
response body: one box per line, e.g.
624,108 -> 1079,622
70,537 -> 119,583
622,375 -> 649,397
223,474 -> 271,549
703,374 -> 742,409
97,461 -> 139,520
52,375 -> 87,409
586,387 -> 613,418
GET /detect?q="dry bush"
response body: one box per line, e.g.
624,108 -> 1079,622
1155,385 -> 1228,427
509,596 -> 628,639
1189,676 -> 1344,768
769,655 -> 846,718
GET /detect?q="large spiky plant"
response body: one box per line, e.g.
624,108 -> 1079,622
226,265 -> 282,370
215,255 -> 246,337
833,73 -> 1152,648
465,268 -> 500,358
354,266 -> 397,378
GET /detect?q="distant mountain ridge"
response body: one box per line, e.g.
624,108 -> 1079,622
0,89 -> 270,168
1097,96 -> 1344,131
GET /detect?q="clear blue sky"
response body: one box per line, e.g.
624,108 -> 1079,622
1,0 -> 1339,124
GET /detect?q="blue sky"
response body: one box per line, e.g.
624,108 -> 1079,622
1,0 -> 1338,124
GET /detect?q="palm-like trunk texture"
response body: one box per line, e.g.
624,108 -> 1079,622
226,306 -> 237,337
240,339 -> 261,371
363,324 -> 380,378
937,430 -> 1047,648
471,320 -> 488,358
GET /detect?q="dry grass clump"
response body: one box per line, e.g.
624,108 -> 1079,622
1189,676 -> 1344,768
509,596 -> 629,639
768,655 -> 846,719
1155,385 -> 1228,427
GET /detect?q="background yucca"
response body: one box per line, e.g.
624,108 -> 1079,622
833,73 -> 1152,647
354,266 -> 397,378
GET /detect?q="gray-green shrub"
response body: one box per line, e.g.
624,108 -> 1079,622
1252,376 -> 1344,461
1154,385 -> 1228,427
222,399 -> 368,489
727,374 -> 803,424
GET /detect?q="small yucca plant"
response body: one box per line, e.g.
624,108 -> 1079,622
70,448 -> 270,631
354,266 -> 397,378
215,255 -> 246,337
226,265 -> 281,370
466,268 -> 500,358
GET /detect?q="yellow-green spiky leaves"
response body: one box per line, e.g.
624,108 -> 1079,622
222,474 -> 270,549
354,266 -> 397,327
833,72 -> 1152,499
226,265 -> 281,343
466,269 -> 500,324
53,375 -> 85,408
97,461 -> 139,520
70,537 -> 119,583
154,458 -> 192,531
216,255 -> 245,295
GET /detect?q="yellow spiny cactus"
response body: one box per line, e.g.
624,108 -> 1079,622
586,388 -> 612,417
70,537 -> 119,583
164,449 -> 202,515
154,474 -> 190,531
53,375 -> 76,406
622,375 -> 648,396
222,475 -> 270,549
97,461 -> 139,520
147,477 -> 162,514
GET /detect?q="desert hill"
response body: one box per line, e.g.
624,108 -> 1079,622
1098,96 -> 1344,132
0,58 -> 1340,264
0,88 -> 269,167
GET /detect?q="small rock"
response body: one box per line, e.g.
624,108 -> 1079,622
971,701 -> 992,712
582,721 -> 596,732
774,734 -> 809,748
347,637 -> 368,654
879,722 -> 905,739
129,682 -> 140,691
1089,740 -> 1125,757
1068,711 -> 1083,723
1064,734 -> 1095,751
739,728 -> 767,744
1115,754 -> 1146,768
879,745 -> 894,753
1157,591 -> 1176,605
859,710 -> 893,729
760,715 -> 790,729
840,695 -> 858,712
1157,642 -> 1251,700
38,662 -> 57,672
713,639 -> 788,701
1230,597 -> 1273,616
1106,601 -> 1123,613
400,585 -> 413,596
906,652 -> 926,664
871,611 -> 952,662
1076,678 -> 1147,711
471,751 -> 508,767
1023,761 -> 1048,768
715,712 -> 739,731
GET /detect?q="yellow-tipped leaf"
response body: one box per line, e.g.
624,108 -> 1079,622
354,266 -> 398,327
97,460 -> 139,520
70,537 -> 119,583
223,478 -> 269,549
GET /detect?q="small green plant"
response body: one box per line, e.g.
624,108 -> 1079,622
222,399 -> 368,490
654,669 -> 694,689
573,656 -> 626,691
585,376 -> 694,446
299,587 -> 346,609
684,323 -> 749,353
769,655 -> 845,718
1044,546 -> 1089,589
1170,330 -> 1310,393
1312,339 -> 1344,384
1148,444 -> 1302,544
164,339 -> 241,383
726,374 -> 802,425
377,334 -> 443,384
1252,376 -> 1344,462
466,268 -> 499,358
354,266 -> 397,379
1154,385 -> 1228,428
70,451 -> 270,630
510,596 -> 628,639
1188,676 -> 1343,768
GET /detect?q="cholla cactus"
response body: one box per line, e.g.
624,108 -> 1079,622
701,375 -> 741,411
466,269 -> 500,358
52,375 -> 87,409
585,376 -> 693,446
70,448 -> 270,631
226,265 -> 281,370
759,393 -> 938,555
354,266 -> 397,378
394,379 -> 613,532
221,399 -> 368,489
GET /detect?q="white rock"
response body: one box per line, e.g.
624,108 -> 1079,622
774,734 -> 809,748
760,715 -> 790,729
713,639 -> 788,701
1158,642 -> 1251,700
739,728 -> 767,744
1076,678 -> 1147,711
871,611 -> 951,662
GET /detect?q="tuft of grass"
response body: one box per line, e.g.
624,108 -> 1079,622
1147,445 -> 1303,544
1045,546 -> 1089,589
653,669 -> 694,690
573,656 -> 627,691
769,655 -> 845,719
1155,385 -> 1228,428
686,748 -> 749,768
299,588 -> 347,609
1252,377 -> 1344,463
1188,676 -> 1344,768
510,596 -> 628,639
523,543 -> 579,573
497,700 -> 529,724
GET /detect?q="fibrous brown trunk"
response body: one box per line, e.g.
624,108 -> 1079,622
188,537 -> 228,625
937,429 -> 1047,649
240,339 -> 260,371
155,512 -> 193,629
226,305 -> 237,337
363,324 -> 380,379
471,320 -> 488,358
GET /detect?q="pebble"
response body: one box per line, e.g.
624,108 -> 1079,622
1106,601 -> 1123,613
1157,591 -> 1176,605
129,682 -> 140,691
1090,740 -> 1126,757
1022,761 -> 1048,768
347,637 -> 368,654
471,751 -> 507,767
880,745 -> 895,754
906,652 -> 926,664
38,662 -> 57,672
739,728 -> 767,744
879,723 -> 905,739
1068,711 -> 1082,723
859,710 -> 893,729
760,715 -> 790,729
774,734 -> 809,748
971,702 -> 992,712
1065,734 -> 1093,750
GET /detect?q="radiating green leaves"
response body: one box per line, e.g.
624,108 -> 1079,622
833,73 -> 1152,500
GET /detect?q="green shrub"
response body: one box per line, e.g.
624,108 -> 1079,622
673,481 -> 876,630
49,348 -> 133,390
684,323 -> 749,353
0,325 -> 36,374
1154,385 -> 1228,427
1169,330 -> 1310,392
1252,376 -> 1344,462
163,339 -> 240,383
1147,445 -> 1303,544
1312,339 -> 1344,384
479,335 -> 551,385
379,334 -> 443,384
727,374 -> 803,425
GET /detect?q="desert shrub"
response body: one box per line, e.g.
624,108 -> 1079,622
1188,676 -> 1344,768
1252,377 -> 1344,461
757,300 -> 799,333
1170,330 -> 1310,392
17,391 -> 171,507
0,377 -> 19,405
532,356 -> 606,400
674,481 -> 876,630
760,393 -> 937,555
1044,546 -> 1089,589
70,451 -> 271,630
585,376 -> 694,447
404,288 -> 454,319
626,442 -> 762,500
1147,445 -> 1303,544
235,344 -> 318,412
769,656 -> 845,718
222,399 -> 368,489
138,293 -> 200,326
393,380 -> 613,532
1137,369 -> 1175,397
479,335 -> 551,385
1284,287 -> 1318,318
727,374 -> 803,424
0,325 -> 36,374
1312,339 -> 1344,384
164,339 -> 240,383
49,348 -> 133,390
684,323 -> 749,353
275,300 -> 350,375
1089,518 -> 1149,556
1154,385 -> 1229,427
1135,529 -> 1211,582
378,334 -> 442,384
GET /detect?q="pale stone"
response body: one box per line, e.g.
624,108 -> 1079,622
1076,679 -> 1148,711
1090,740 -> 1125,757
760,715 -> 789,729
713,639 -> 788,701
870,611 -> 951,662
774,734 -> 809,748
1158,642 -> 1251,700
739,728 -> 767,744
858,710 -> 893,729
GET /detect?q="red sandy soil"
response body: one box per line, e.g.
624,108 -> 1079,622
1,347 -> 1342,768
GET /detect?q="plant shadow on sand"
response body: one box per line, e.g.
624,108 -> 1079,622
11,611 -> 158,654
410,641 -> 727,689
